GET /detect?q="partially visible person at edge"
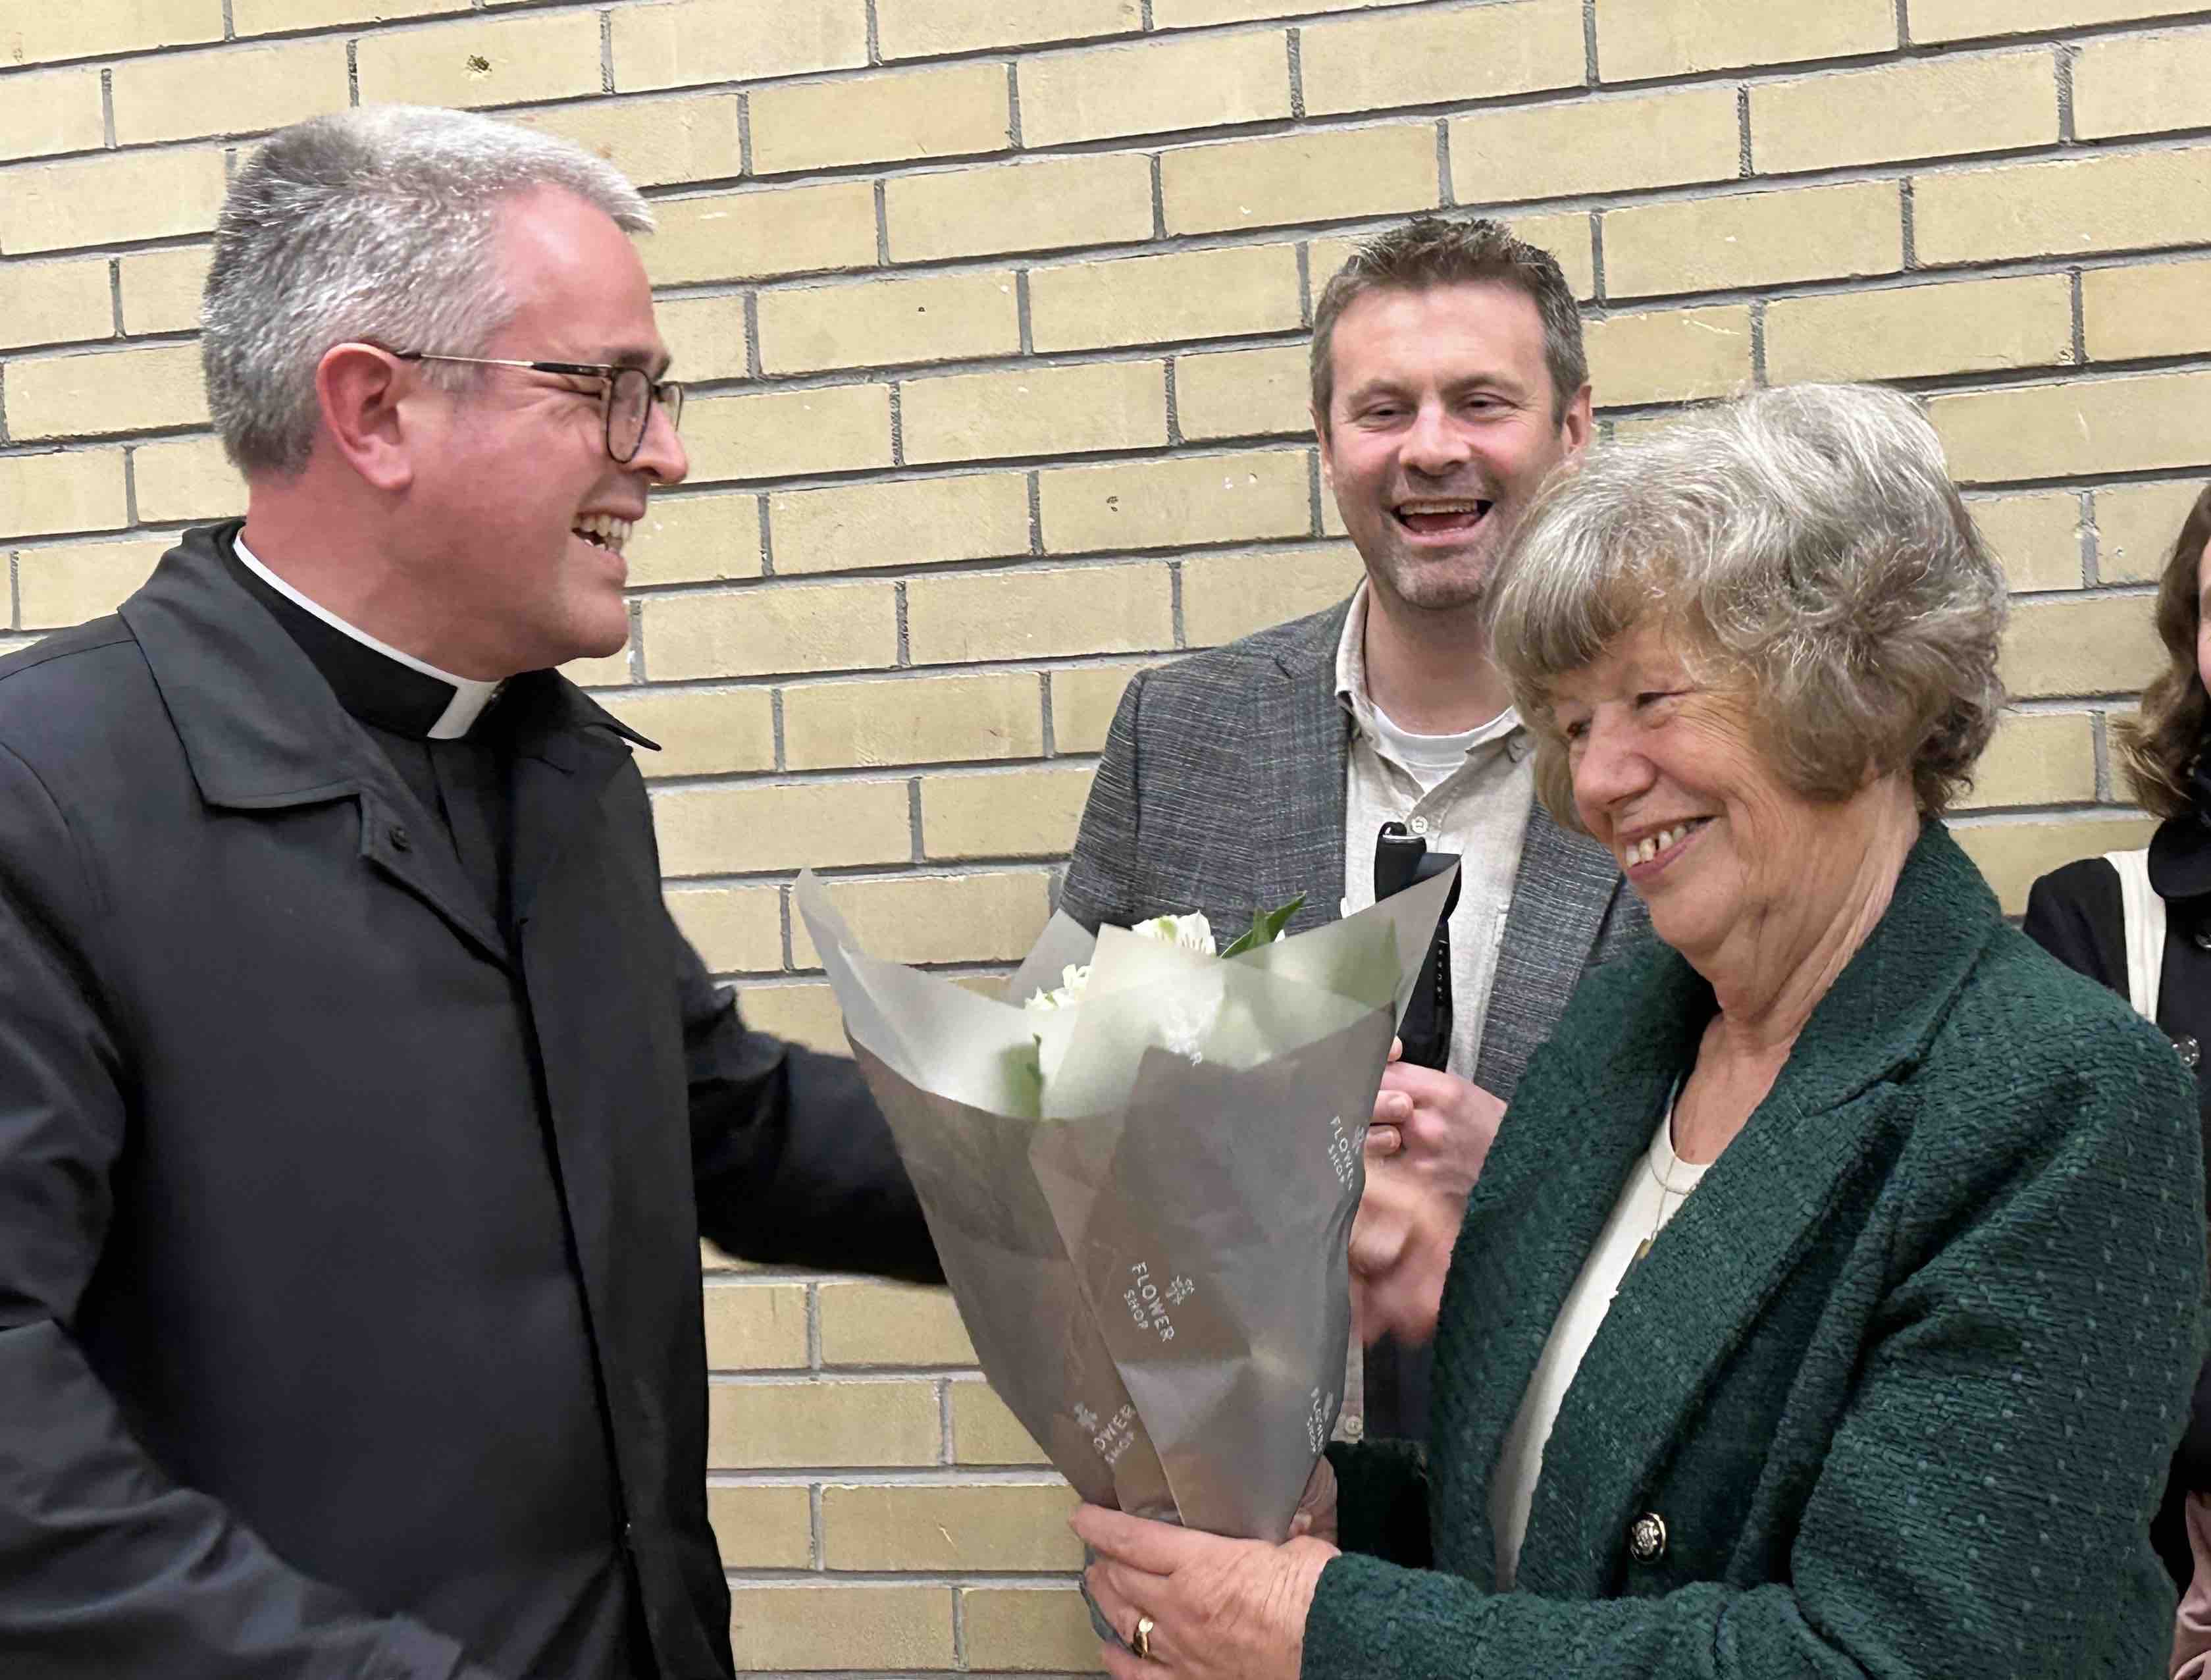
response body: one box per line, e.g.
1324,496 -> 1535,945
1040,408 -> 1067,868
1074,383 -> 2205,1679
0,107 -> 937,1679
2024,483 -> 2211,1676
1057,216 -> 1646,1447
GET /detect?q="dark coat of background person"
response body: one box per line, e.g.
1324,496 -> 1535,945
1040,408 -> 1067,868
1305,824 -> 2204,1678
2027,833 -> 2211,1592
1058,598 -> 1646,1111
0,525 -> 937,1679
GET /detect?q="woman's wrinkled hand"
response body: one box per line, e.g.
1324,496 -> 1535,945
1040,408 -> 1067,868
1073,1503 -> 1336,1680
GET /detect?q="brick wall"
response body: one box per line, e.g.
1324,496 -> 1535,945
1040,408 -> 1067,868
2,0 -> 2206,1669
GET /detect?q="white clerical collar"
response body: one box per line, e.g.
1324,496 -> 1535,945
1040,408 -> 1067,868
232,536 -> 504,739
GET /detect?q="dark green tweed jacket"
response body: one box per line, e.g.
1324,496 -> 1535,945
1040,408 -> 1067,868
1307,822 -> 2206,1677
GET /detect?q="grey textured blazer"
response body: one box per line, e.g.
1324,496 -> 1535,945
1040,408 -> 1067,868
1059,598 -> 1647,1105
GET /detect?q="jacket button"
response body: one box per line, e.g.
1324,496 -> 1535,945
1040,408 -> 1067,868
2194,928 -> 2211,952
1627,1511 -> 1667,1563
388,823 -> 411,853
2177,1036 -> 2202,1070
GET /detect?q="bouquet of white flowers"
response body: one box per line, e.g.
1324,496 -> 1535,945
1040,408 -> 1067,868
794,867 -> 1455,1542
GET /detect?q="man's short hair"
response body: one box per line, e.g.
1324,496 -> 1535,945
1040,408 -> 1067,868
1309,215 -> 1587,429
202,105 -> 651,477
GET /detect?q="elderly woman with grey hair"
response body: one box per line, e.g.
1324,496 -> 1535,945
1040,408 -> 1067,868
1076,383 -> 2205,1679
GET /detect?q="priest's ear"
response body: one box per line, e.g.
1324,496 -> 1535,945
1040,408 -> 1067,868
314,342 -> 418,493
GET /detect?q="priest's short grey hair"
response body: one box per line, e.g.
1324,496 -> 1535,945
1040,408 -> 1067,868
201,105 -> 652,477
1487,382 -> 2008,822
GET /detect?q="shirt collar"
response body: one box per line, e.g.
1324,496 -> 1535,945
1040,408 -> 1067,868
1332,578 -> 1527,763
231,536 -> 504,740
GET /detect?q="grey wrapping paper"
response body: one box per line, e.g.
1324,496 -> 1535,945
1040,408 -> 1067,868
794,866 -> 1457,1541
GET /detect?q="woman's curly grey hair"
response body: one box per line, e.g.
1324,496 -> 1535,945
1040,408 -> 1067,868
1486,382 -> 2008,823
202,105 -> 651,477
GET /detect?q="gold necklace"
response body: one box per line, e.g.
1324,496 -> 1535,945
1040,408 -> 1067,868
1633,1088 -> 1702,1265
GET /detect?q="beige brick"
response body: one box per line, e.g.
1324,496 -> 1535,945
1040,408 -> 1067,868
2002,593 -> 2165,700
18,535 -> 163,629
1954,815 -> 2156,916
615,0 -> 870,92
1181,541 -> 1363,647
885,155 -> 1155,264
818,1279 -> 975,1365
702,1281 -> 810,1369
652,778 -> 910,877
907,565 -> 1173,664
1449,84 -> 1737,207
963,1587 -> 1101,1672
510,93 -> 745,192
2096,481 -> 2206,585
631,492 -> 764,588
922,764 -> 1095,859
822,1483 -> 1079,1571
1959,712 -> 2096,811
606,688 -> 777,777
1763,275 -> 2073,386
642,581 -> 898,681
1585,305 -> 1753,409
737,982 -> 846,1051
0,0 -> 223,68
752,61 -> 1010,176
1604,181 -> 1900,301
1595,0 -> 1894,78
903,362 -> 1167,467
0,260 -> 113,352
770,472 -> 1031,575
1162,124 -> 1439,238
355,13 -> 604,110
1030,245 -> 1301,355
791,870 -> 1052,966
131,436 -> 240,524
1039,449 -> 1312,552
666,883 -> 786,973
7,344 -> 207,441
1752,51 -> 2054,174
1913,0 -> 2200,45
1019,32 -> 1289,147
233,0 -> 447,32
786,671 -> 1043,771
562,646 -> 635,689
2083,259 -> 2211,364
1310,210 -> 1596,304
1305,0 -> 1584,118
645,183 -> 879,287
1915,149 -> 2211,268
1176,344 -> 1311,443
756,272 -> 1020,377
655,294 -> 750,385
681,384 -> 893,485
706,1486 -> 814,1570
113,40 -> 348,146
1929,371 -> 2211,486
1969,491 -> 2083,594
950,1380 -> 1054,1465
0,149 -> 228,255
118,246 -> 211,338
0,68 -> 105,163
727,1585 -> 953,1671
877,0 -> 1140,59
0,452 -> 130,540
1049,662 -> 1153,754
709,1378 -> 940,1469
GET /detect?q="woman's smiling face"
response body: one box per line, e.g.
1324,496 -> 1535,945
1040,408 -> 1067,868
1548,620 -> 1877,975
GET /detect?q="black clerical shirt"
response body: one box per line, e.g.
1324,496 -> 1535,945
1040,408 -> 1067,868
222,540 -> 518,933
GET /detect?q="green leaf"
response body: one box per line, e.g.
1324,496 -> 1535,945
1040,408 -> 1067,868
1222,893 -> 1305,958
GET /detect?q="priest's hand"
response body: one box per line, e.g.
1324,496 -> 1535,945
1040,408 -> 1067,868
1349,1150 -> 1465,1348
1364,1038 -> 1503,1199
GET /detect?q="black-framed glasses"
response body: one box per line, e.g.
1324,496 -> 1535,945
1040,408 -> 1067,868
393,352 -> 685,465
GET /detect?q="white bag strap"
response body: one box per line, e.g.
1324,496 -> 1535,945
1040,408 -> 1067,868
2104,847 -> 2166,1021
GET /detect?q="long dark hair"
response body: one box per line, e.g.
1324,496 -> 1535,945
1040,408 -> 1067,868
2118,484 -> 2211,820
